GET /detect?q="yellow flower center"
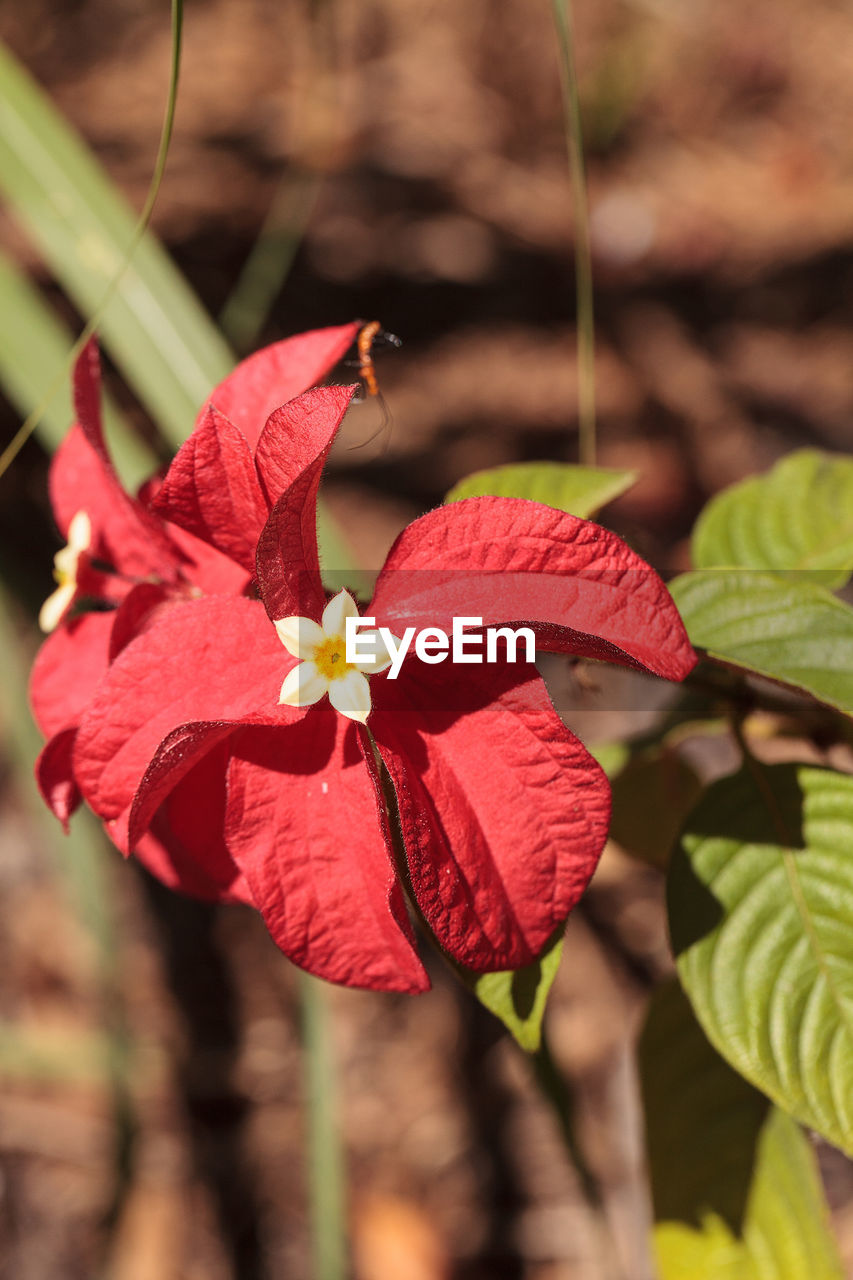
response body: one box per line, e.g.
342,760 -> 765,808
312,635 -> 354,681
53,543 -> 79,587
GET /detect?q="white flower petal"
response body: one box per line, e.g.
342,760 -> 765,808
38,581 -> 76,634
322,588 -> 359,638
54,544 -> 79,580
352,628 -> 395,674
328,669 -> 372,723
67,510 -> 92,553
279,660 -> 329,707
274,615 -> 325,658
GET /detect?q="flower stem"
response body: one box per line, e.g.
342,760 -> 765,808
684,656 -> 853,746
299,970 -> 347,1280
551,0 -> 596,466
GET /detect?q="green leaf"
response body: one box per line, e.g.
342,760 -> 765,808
445,461 -> 636,518
466,932 -> 564,1051
0,248 -> 155,487
609,749 -> 703,868
693,450 -> 853,589
0,40 -> 234,450
668,763 -> 853,1156
671,570 -> 853,718
640,980 -> 843,1280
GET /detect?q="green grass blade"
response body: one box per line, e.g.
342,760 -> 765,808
300,971 -> 347,1280
0,589 -> 135,1240
0,248 -> 155,487
219,167 -> 322,354
0,39 -> 233,449
0,590 -> 117,960
0,32 -> 361,578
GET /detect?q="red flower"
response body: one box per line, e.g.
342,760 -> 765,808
65,377 -> 696,994
30,323 -> 360,898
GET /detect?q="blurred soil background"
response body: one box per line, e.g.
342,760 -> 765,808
1,0 -> 853,1275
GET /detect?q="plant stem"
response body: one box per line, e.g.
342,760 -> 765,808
299,970 -> 347,1280
685,655 -> 853,745
551,0 -> 596,465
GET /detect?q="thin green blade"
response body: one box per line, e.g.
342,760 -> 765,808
0,40 -> 233,449
0,247 -> 154,486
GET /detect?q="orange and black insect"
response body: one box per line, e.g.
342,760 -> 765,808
355,320 -> 400,397
348,320 -> 401,450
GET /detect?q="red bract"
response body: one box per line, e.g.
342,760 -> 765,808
31,323 -> 360,897
67,378 -> 697,994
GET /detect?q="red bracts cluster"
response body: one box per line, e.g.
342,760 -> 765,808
31,326 -> 696,993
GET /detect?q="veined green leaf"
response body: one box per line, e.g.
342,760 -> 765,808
0,248 -> 154,487
671,571 -> 853,718
0,40 -> 233,450
668,763 -> 853,1156
693,450 -> 853,589
641,980 -> 843,1279
445,461 -> 636,518
465,932 -> 564,1051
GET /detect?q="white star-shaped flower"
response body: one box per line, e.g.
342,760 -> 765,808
39,510 -> 92,633
275,589 -> 393,724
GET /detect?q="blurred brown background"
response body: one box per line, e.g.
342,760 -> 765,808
2,0 -> 853,1276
